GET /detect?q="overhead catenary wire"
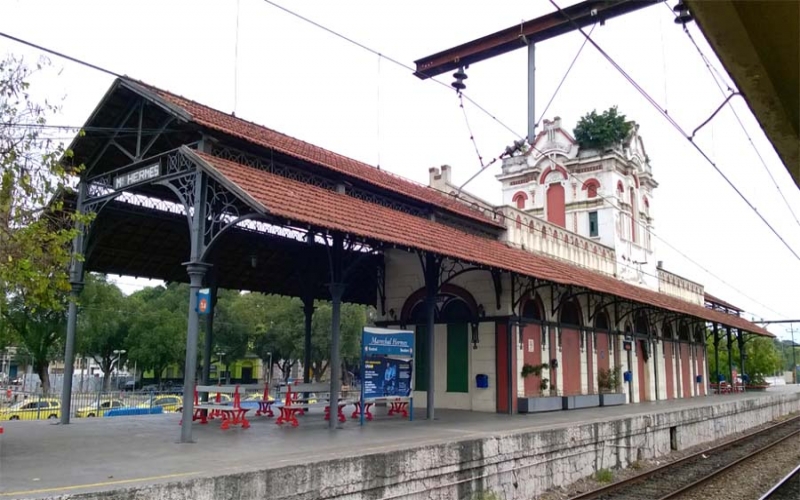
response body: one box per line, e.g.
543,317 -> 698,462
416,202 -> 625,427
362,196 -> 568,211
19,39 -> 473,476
547,0 -> 800,263
0,18 -> 786,321
670,10 -> 800,231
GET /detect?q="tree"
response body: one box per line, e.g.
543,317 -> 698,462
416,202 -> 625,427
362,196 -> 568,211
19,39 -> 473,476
1,294 -> 65,392
573,106 -> 633,151
251,295 -> 304,381
77,274 -> 130,390
126,284 -> 187,386
707,334 -> 782,381
309,301 -> 366,383
0,55 -> 90,312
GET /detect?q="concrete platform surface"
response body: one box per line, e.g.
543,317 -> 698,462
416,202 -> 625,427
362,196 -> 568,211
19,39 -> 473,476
1,387 -> 798,499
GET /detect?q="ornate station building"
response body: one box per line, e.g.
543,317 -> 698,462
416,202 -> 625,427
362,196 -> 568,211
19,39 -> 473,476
61,78 -> 770,438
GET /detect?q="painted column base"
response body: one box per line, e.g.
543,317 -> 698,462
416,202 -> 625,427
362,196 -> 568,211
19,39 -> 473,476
518,396 -> 563,413
599,393 -> 626,406
562,394 -> 600,410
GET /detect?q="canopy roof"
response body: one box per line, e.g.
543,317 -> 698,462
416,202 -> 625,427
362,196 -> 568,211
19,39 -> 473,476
72,78 -> 772,336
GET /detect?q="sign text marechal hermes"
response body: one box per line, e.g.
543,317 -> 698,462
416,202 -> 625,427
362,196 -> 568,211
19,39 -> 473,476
114,162 -> 161,190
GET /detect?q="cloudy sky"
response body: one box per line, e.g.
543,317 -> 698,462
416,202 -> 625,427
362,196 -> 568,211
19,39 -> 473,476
2,0 -> 798,339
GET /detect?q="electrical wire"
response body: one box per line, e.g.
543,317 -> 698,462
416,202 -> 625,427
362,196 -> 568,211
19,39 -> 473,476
671,14 -> 800,230
1,17 -> 786,321
548,0 -> 800,263
458,92 -> 484,168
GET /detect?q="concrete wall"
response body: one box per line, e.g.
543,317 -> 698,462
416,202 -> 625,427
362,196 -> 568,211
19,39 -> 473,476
64,393 -> 800,500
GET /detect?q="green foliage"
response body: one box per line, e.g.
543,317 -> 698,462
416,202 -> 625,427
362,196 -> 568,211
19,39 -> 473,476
0,55 -> 92,311
573,106 -> 633,151
597,366 -> 621,393
707,334 -> 782,380
470,492 -> 500,500
595,468 -> 613,483
1,294 -> 65,392
521,362 -> 549,378
125,283 -> 188,384
540,377 -> 549,392
78,274 -> 131,389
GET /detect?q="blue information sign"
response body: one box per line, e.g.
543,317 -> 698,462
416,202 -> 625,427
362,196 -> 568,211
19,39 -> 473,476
360,327 -> 414,424
362,327 -> 414,356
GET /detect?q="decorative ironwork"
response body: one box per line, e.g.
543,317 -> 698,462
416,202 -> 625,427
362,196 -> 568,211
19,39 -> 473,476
439,259 -> 474,286
376,260 -> 387,316
511,273 -> 539,317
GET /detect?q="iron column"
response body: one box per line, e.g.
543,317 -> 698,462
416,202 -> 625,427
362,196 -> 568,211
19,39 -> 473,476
424,252 -> 439,420
713,323 -> 720,384
327,232 -> 345,430
726,326 -> 734,384
180,262 -> 209,443
527,42 -> 536,142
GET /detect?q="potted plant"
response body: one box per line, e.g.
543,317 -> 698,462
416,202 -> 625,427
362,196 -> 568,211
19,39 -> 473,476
597,367 -> 625,406
518,363 -> 562,413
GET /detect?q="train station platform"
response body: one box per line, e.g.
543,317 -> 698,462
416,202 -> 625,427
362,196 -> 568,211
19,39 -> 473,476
2,387 -> 799,500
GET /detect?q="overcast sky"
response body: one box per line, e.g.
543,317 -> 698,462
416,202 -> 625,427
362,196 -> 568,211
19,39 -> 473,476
3,0 -> 799,339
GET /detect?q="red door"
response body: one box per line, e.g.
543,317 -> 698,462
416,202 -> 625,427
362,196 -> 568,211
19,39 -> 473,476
637,340 -> 647,402
562,328 -> 582,396
522,324 -> 542,397
546,183 -> 566,228
496,322 -> 515,413
664,341 -> 675,400
680,344 -> 692,398
596,332 -> 610,376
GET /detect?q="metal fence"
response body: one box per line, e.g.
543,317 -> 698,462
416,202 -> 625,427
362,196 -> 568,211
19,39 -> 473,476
0,386 -> 275,421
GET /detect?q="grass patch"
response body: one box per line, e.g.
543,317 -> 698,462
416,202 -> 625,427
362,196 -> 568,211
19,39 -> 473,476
594,468 -> 614,483
630,460 -> 644,470
472,492 -> 501,500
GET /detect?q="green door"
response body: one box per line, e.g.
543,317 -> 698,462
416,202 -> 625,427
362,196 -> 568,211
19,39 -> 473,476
447,323 -> 469,393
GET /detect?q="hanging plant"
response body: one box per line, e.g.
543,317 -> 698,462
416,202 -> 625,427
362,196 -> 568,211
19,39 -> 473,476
573,106 -> 633,151
540,378 -> 549,392
521,362 -> 549,378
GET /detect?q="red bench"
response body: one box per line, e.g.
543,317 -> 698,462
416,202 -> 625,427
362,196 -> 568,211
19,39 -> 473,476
189,385 -> 249,430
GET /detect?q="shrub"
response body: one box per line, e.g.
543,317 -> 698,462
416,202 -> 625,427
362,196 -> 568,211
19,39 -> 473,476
595,468 -> 613,483
573,107 -> 633,151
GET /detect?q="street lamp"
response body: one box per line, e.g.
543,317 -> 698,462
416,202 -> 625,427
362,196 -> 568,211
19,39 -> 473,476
112,349 -> 126,378
216,351 -> 225,385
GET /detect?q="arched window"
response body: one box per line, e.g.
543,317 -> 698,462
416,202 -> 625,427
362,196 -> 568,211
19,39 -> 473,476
522,295 -> 544,320
512,191 -> 528,210
594,311 -> 610,330
559,298 -> 582,327
582,178 -> 601,199
617,181 -> 624,195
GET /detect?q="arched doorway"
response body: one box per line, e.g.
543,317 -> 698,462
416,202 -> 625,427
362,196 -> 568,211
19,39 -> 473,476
521,295 -> 544,397
634,312 -> 651,402
559,298 -> 582,396
403,285 -> 477,409
594,311 -> 612,394
678,322 -> 692,398
663,322 -> 675,400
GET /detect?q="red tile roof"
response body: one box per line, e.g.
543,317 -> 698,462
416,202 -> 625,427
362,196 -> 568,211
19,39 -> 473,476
190,148 -> 772,337
704,292 -> 744,313
125,79 -> 503,229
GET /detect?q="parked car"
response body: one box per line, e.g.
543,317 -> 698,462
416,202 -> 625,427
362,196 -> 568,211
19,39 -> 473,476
75,399 -> 125,418
139,394 -> 183,413
0,398 -> 61,420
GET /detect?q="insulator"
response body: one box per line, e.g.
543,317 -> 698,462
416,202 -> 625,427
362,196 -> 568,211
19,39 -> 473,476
451,80 -> 466,91
453,69 -> 468,81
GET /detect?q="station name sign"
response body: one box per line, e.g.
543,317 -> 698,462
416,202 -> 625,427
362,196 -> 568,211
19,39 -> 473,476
114,163 -> 160,190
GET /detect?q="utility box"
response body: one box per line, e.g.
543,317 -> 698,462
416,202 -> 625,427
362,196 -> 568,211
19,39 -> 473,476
475,374 -> 489,389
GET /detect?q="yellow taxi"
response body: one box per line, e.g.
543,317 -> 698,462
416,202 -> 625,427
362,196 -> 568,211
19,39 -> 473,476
75,399 -> 125,418
0,398 -> 61,421
143,394 -> 183,413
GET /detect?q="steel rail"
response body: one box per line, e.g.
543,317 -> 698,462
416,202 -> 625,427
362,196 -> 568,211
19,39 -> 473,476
568,414 -> 800,500
659,427 -> 800,499
758,463 -> 800,500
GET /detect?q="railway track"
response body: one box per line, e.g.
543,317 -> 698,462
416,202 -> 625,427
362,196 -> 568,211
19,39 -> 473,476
568,414 -> 800,500
759,464 -> 800,500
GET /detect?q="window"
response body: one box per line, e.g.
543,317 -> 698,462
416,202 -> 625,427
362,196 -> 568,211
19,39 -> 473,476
512,191 -> 528,210
589,211 -> 599,237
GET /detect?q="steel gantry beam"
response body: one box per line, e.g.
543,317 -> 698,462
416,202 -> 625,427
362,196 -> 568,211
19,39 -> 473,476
413,0 -> 663,80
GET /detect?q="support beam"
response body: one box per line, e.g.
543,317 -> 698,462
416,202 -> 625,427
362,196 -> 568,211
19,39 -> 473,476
713,323 -> 720,384
737,329 -> 746,386
726,326 -> 734,384
60,183 -> 87,425
527,43 -> 536,142
423,252 -> 440,420
180,262 -> 209,443
413,0 -> 662,79
327,233 -> 345,430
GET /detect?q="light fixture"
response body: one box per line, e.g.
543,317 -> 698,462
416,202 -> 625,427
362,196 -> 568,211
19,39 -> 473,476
471,319 -> 480,349
250,255 -> 258,268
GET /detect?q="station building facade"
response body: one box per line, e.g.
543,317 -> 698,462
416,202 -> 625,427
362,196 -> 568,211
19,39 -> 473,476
63,79 -> 770,431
